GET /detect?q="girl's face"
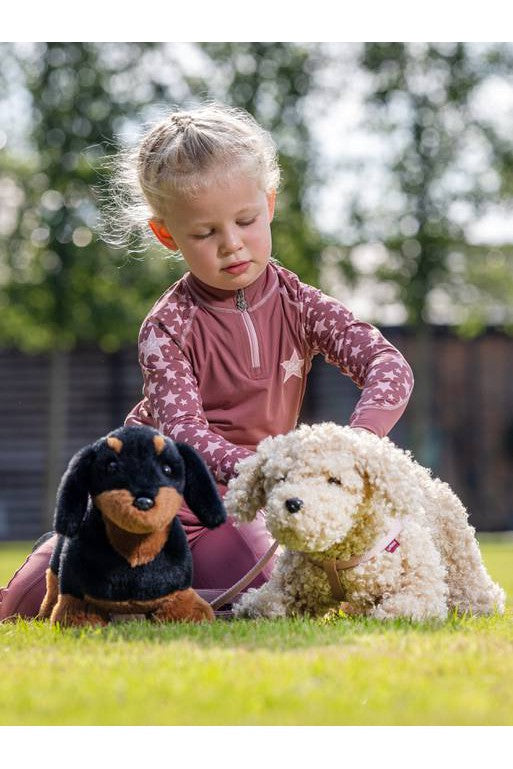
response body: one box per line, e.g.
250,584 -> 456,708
149,171 -> 276,291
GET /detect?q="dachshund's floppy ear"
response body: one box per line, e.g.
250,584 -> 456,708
175,442 -> 226,529
53,444 -> 96,538
224,444 -> 270,522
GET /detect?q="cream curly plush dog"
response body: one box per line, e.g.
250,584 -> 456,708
225,423 -> 505,621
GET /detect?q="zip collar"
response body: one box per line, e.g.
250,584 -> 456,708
185,263 -> 278,312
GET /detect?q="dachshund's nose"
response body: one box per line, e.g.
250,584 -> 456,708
134,496 -> 155,511
285,497 -> 303,514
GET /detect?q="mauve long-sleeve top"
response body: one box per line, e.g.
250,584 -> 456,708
125,262 -> 414,483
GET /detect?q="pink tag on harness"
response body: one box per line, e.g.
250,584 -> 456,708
385,539 -> 400,553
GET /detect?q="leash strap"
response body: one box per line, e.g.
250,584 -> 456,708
209,540 -> 280,611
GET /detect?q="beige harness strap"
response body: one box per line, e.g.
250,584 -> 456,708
321,520 -> 403,600
323,559 -> 346,600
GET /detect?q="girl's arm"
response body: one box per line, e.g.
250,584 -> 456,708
125,319 -> 253,484
301,285 -> 414,437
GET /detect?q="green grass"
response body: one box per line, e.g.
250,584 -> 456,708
0,541 -> 35,585
1,535 -> 512,726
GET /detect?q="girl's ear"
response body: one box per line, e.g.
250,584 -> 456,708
148,218 -> 179,250
266,189 -> 276,223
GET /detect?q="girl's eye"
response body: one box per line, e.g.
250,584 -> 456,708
192,231 -> 213,240
162,464 -> 173,476
328,477 -> 341,485
238,217 -> 256,227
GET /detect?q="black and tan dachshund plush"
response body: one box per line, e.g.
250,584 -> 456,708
38,425 -> 226,626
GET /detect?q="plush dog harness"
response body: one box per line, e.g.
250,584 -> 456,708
321,520 -> 403,600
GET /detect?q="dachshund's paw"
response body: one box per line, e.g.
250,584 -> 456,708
50,594 -> 109,627
152,588 -> 215,623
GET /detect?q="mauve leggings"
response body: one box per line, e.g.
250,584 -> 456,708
0,501 -> 275,621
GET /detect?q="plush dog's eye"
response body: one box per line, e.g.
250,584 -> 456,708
107,461 -> 119,472
162,464 -> 173,476
328,477 -> 341,485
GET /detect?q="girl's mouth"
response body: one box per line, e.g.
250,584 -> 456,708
223,261 -> 251,275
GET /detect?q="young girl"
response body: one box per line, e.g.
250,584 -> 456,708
0,103 -> 414,620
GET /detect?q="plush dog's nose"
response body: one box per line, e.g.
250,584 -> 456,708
285,497 -> 303,514
134,496 -> 155,511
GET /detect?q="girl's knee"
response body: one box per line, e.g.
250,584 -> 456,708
0,535 -> 57,621
190,513 -> 276,589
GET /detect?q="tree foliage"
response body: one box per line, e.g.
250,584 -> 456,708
0,42 -> 185,353
352,42 -> 513,333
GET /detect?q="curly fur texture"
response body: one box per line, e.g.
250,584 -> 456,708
224,423 -> 506,621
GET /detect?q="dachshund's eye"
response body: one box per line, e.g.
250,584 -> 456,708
328,477 -> 341,485
107,461 -> 119,472
162,464 -> 173,476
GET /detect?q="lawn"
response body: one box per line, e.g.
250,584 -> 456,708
0,535 -> 512,726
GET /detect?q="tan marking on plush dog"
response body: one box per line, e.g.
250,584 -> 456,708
153,435 -> 166,455
106,436 -> 123,454
50,594 -> 109,627
94,487 -> 182,533
94,487 -> 183,565
37,568 -> 59,619
102,518 -> 173,567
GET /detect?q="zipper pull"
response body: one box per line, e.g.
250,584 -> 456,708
236,289 -> 248,311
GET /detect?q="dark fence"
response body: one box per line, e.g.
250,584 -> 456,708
1,326 -> 512,540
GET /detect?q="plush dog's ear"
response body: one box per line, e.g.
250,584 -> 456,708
53,445 -> 96,538
175,442 -> 226,529
353,434 -> 427,518
224,449 -> 270,522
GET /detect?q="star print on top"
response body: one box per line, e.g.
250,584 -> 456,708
281,349 -> 304,382
125,263 -> 414,485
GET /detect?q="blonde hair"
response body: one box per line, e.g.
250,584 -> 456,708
100,102 -> 281,253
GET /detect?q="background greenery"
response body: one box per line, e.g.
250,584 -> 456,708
2,42 -> 513,352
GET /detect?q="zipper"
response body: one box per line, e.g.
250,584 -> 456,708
236,289 -> 261,369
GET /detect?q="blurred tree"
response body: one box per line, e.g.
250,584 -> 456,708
192,42 -> 336,287
0,42 -> 185,354
349,42 -> 513,462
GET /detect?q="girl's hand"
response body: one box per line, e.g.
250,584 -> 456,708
351,427 -> 373,435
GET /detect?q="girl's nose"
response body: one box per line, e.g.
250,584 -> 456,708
219,229 -> 243,255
